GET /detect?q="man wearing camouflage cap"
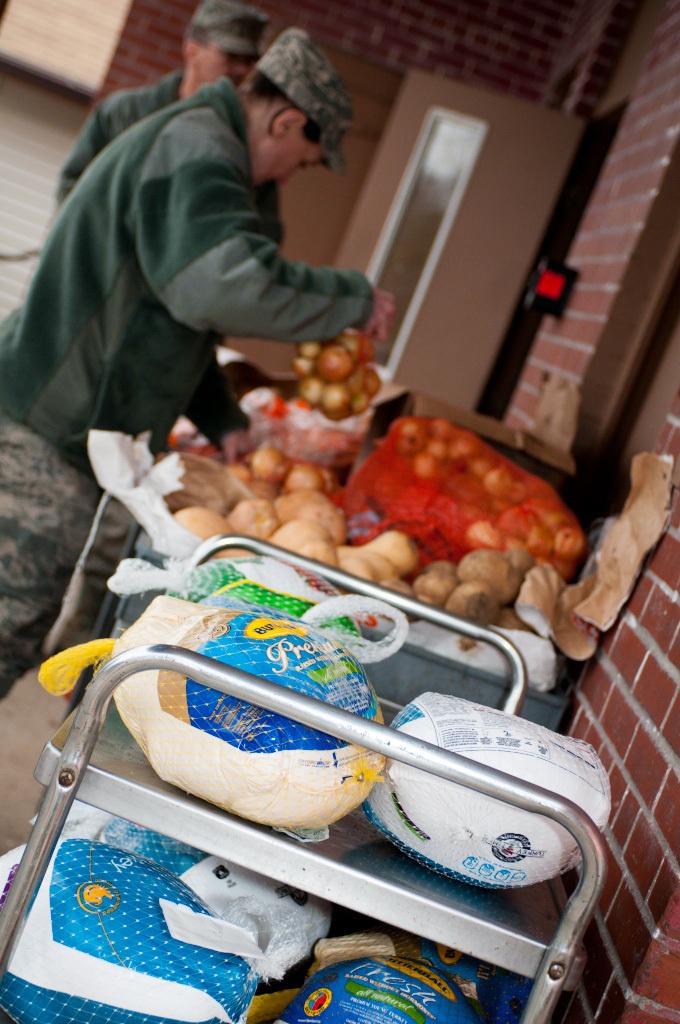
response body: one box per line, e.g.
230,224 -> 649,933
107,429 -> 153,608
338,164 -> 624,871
253,26 -> 353,174
0,27 -> 395,696
56,0 -> 270,205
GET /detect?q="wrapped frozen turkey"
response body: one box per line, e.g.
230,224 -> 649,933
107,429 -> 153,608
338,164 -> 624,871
274,955 -> 479,1024
364,692 -> 610,888
0,839 -> 258,1024
113,596 -> 384,831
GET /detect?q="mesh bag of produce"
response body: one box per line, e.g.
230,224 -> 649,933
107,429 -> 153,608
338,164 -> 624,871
107,553 -> 343,617
364,692 -> 610,888
240,388 -> 372,469
112,596 -> 385,831
274,956 -> 479,1024
340,416 -> 587,580
0,839 -> 258,1024
108,553 -> 409,665
174,555 -> 342,612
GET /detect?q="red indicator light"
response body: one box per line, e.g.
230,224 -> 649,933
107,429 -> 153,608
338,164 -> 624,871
535,269 -> 566,300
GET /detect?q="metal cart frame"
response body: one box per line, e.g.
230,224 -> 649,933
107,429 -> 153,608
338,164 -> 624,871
186,534 -> 528,716
0,535 -> 606,1024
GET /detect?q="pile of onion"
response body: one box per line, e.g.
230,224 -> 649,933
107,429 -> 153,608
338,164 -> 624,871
231,445 -> 340,501
292,330 -> 382,421
387,415 -> 588,578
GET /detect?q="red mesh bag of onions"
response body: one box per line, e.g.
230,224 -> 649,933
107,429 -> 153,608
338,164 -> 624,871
339,416 -> 588,581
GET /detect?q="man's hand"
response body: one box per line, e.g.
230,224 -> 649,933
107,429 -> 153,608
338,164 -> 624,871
361,288 -> 396,343
220,428 -> 251,464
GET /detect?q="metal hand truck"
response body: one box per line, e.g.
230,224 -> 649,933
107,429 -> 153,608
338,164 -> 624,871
0,536 -> 606,1024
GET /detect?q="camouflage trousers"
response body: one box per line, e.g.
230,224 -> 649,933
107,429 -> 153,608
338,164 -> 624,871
0,412 -> 100,697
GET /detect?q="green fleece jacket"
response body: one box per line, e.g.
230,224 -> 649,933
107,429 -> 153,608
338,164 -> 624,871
57,72 -> 282,243
0,79 -> 373,472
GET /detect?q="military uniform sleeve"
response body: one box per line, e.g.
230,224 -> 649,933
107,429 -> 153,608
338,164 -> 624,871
134,122 -> 373,342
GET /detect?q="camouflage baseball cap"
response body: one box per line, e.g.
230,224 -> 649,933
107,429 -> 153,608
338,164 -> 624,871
190,0 -> 268,57
256,28 -> 353,174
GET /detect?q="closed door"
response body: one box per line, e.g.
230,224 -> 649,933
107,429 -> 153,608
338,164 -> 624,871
335,68 -> 584,410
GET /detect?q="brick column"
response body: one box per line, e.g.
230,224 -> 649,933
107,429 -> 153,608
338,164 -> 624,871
505,5 -> 680,437
507,3 -> 680,1020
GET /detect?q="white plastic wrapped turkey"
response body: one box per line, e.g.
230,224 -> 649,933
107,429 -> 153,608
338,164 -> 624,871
364,692 -> 610,888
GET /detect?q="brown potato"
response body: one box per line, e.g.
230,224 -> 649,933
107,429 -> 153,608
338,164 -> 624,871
249,445 -> 291,485
274,490 -> 347,545
297,540 -> 339,566
337,550 -> 381,582
246,479 -> 279,502
337,546 -> 397,582
456,549 -> 524,605
419,559 -> 458,578
269,518 -> 335,555
283,462 -> 327,493
226,498 -> 279,539
413,570 -> 457,607
173,506 -> 231,540
497,607 -> 534,632
505,547 -> 536,575
359,530 -> 420,577
445,582 -> 501,625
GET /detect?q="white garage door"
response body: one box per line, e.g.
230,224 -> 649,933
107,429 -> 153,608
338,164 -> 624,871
0,74 -> 87,318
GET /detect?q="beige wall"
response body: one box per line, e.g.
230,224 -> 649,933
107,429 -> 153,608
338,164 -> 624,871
335,69 -> 583,410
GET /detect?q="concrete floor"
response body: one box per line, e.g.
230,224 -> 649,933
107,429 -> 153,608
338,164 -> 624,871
0,668 -> 65,855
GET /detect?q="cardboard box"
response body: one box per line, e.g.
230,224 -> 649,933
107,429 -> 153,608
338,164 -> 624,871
219,350 -> 576,489
352,383 -> 576,491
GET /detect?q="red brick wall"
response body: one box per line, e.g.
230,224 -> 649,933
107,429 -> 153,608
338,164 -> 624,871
559,469 -> 680,1022
505,7 -> 680,435
547,0 -> 638,116
506,2 -> 680,1020
100,0 -> 631,115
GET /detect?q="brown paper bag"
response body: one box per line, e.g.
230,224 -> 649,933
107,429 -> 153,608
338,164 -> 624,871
516,565 -> 599,660
575,452 -> 673,631
516,452 -> 674,658
531,372 -> 580,453
162,453 -> 254,516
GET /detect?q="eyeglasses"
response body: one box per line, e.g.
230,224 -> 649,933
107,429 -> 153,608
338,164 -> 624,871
303,119 -> 321,143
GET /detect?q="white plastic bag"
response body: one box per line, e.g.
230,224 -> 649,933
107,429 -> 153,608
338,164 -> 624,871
87,429 -> 200,557
180,855 -> 331,981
